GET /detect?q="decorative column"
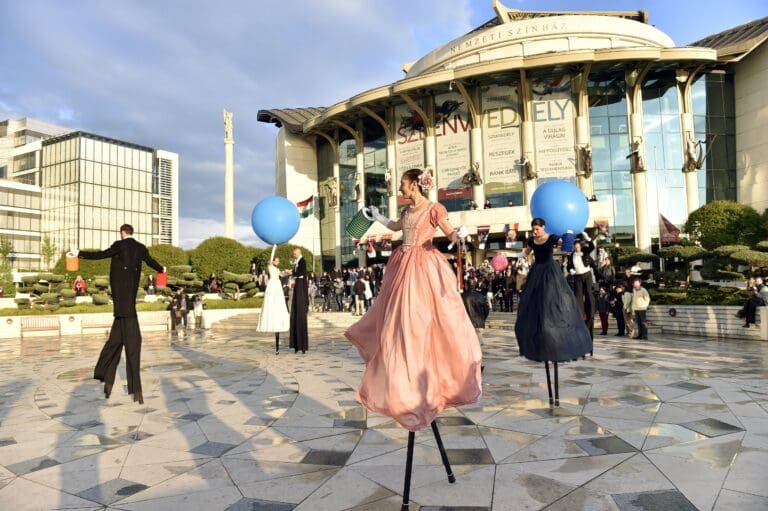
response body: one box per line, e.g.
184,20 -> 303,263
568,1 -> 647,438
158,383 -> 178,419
401,93 -> 437,201
678,67 -> 704,215
626,65 -> 653,252
455,81 -> 485,206
519,70 -> 538,206
574,64 -> 594,196
223,110 -> 235,239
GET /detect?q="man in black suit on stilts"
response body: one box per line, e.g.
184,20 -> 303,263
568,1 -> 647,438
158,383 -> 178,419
70,224 -> 164,404
289,247 -> 309,353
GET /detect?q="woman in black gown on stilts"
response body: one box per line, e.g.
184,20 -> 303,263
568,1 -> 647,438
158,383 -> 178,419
515,218 -> 593,405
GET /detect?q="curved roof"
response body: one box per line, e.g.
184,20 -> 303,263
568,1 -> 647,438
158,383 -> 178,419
256,108 -> 325,134
691,16 -> 768,62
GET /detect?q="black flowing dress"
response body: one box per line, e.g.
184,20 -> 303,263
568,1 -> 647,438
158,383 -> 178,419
514,235 -> 593,362
289,257 -> 309,352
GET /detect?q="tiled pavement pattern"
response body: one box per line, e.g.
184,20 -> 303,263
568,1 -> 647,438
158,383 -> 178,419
0,312 -> 767,510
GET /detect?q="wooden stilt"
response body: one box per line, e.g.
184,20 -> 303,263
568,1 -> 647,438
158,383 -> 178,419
545,361 -> 553,407
275,332 -> 280,355
553,361 -> 560,407
401,431 -> 416,511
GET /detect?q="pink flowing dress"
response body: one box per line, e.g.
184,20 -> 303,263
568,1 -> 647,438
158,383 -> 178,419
345,202 -> 483,431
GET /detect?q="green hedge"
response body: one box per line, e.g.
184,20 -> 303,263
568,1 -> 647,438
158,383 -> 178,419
650,286 -> 747,306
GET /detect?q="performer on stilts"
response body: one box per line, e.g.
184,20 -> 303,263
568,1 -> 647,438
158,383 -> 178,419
70,224 -> 165,404
256,245 -> 290,354
514,218 -> 593,407
345,168 -> 482,510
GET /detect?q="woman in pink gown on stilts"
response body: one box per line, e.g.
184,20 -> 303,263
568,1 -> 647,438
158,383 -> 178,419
345,168 -> 483,432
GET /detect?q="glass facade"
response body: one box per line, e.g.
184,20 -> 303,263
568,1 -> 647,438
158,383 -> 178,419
692,73 -> 737,203
588,74 -> 634,240
338,137 -> 357,267
362,118 -> 389,218
642,72 -> 685,233
0,184 -> 42,270
41,133 -> 155,253
316,138 -> 337,270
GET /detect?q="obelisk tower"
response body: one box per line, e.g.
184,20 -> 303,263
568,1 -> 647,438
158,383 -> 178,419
223,110 -> 234,239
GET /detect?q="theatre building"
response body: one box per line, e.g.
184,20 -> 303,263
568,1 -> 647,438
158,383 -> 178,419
257,4 -> 768,271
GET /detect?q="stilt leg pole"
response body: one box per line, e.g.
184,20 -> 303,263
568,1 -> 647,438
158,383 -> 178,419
553,361 -> 560,407
545,361 -> 553,407
430,421 -> 456,483
401,431 -> 416,511
275,332 -> 280,355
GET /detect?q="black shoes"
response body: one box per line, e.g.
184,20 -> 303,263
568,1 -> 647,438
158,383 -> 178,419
133,392 -> 144,405
104,383 -> 113,399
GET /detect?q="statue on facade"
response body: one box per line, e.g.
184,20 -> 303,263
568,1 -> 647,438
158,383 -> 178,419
577,145 -> 593,178
385,168 -> 394,197
683,137 -> 704,173
223,110 -> 233,140
325,177 -> 339,208
462,162 -> 483,186
627,140 -> 645,174
518,156 -> 536,180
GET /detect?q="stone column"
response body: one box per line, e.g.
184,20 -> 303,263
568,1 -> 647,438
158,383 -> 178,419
223,110 -> 235,239
678,68 -> 702,215
575,65 -> 594,196
424,97 -> 438,202
519,70 -> 537,206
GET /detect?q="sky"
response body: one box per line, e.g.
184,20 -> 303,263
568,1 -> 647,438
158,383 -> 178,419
1,0 -> 765,248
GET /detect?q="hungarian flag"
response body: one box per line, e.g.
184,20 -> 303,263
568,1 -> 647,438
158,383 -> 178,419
296,195 -> 314,218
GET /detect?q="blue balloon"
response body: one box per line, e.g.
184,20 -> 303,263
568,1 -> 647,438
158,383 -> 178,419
530,180 -> 589,235
251,196 -> 300,245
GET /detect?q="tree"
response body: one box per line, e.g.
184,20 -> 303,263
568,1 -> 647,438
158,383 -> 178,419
188,237 -> 253,280
659,245 -> 709,290
684,201 -> 768,250
729,249 -> 768,273
147,244 -> 189,268
0,235 -> 12,261
40,235 -> 58,269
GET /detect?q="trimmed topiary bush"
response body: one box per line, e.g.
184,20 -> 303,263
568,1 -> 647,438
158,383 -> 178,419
188,237 -> 253,281
92,294 -> 110,306
60,289 -> 76,299
684,201 -> 768,250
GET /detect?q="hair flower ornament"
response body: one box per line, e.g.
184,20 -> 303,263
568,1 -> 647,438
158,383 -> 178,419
418,170 -> 435,190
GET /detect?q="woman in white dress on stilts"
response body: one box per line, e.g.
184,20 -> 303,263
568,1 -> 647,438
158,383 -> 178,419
256,255 -> 290,354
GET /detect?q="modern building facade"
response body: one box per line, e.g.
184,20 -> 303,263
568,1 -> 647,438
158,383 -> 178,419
0,118 -> 179,271
258,4 -> 768,271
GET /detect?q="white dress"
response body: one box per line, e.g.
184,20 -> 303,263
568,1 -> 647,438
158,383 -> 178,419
256,265 -> 290,333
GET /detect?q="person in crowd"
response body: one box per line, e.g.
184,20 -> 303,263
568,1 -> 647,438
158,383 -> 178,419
207,273 -> 220,293
567,232 -> 597,339
610,283 -> 627,337
598,257 -> 615,287
515,256 -> 529,294
345,168 -> 481,432
72,275 -> 87,296
630,278 -> 650,339
334,276 -> 345,312
146,274 -> 155,295
622,268 -> 635,291
192,294 -> 204,330
630,260 -> 643,277
622,283 -> 635,339
503,267 -> 516,312
71,223 -> 164,404
353,273 -> 366,316
307,278 -> 318,312
737,277 -> 768,328
596,286 -> 611,335
484,199 -> 492,209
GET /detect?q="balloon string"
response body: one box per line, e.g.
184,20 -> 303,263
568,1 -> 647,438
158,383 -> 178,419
270,244 -> 277,262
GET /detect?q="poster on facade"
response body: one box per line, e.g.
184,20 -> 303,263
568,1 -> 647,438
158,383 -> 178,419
481,83 -> 523,199
531,75 -> 577,181
394,103 -> 425,174
434,91 -> 471,201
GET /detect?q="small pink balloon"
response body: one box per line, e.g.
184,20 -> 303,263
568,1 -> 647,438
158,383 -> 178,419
491,253 -> 509,272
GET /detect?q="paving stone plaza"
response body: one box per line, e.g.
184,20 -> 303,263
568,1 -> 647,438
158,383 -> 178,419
0,312 -> 767,510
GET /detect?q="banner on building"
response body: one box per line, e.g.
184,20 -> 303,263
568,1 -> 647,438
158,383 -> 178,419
434,91 -> 472,202
659,214 -> 680,244
531,75 -> 576,181
482,83 -> 523,198
366,235 -> 377,258
395,103 -> 425,174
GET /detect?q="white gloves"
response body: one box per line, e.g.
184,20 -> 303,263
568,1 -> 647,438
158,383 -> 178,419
162,267 -> 167,273
581,231 -> 591,242
448,225 -> 469,250
569,269 -> 576,275
365,206 -> 391,226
